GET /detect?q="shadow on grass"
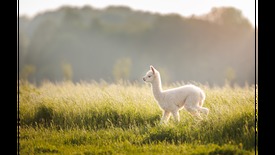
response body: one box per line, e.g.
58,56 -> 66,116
142,112 -> 255,150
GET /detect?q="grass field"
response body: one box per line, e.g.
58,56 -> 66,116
18,80 -> 257,154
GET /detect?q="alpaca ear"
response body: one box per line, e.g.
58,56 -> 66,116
150,65 -> 155,74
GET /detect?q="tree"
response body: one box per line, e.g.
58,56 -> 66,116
62,62 -> 73,81
20,64 -> 36,80
205,7 -> 252,28
113,57 -> 132,82
224,67 -> 236,86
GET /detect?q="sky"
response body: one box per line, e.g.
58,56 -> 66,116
18,0 -> 257,27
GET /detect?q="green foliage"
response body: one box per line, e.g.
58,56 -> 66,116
19,81 -> 256,154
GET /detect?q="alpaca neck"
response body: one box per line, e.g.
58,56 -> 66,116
151,74 -> 163,101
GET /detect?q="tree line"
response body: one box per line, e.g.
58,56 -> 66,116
18,5 -> 257,86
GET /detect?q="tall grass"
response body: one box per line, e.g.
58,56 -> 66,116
19,80 -> 256,154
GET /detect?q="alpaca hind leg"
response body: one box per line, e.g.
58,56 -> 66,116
198,107 -> 209,116
184,96 -> 202,120
185,106 -> 202,120
199,99 -> 205,107
160,111 -> 171,124
172,111 -> 180,123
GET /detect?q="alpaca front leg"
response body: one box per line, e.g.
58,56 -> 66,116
160,111 -> 171,124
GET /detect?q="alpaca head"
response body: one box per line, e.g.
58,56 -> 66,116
143,65 -> 159,83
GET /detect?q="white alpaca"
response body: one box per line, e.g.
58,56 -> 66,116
143,65 -> 209,124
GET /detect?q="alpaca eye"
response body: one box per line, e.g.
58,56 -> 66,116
148,75 -> 151,78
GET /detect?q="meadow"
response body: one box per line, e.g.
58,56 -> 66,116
18,80 -> 257,154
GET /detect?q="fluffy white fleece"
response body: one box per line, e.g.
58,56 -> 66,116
143,65 -> 209,123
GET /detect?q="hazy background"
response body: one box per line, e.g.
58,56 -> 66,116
18,2 -> 257,86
